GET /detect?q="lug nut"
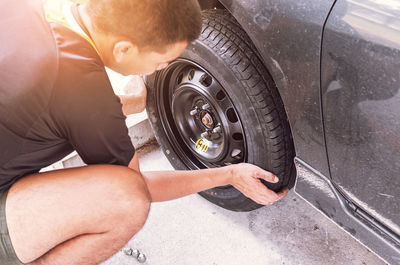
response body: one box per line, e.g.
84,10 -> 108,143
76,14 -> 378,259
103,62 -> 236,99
137,253 -> 147,263
123,248 -> 133,256
190,108 -> 198,116
132,249 -> 140,258
212,126 -> 221,134
201,131 -> 209,138
201,103 -> 210,110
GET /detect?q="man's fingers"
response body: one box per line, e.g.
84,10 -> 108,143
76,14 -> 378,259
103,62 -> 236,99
252,182 -> 289,205
254,169 -> 279,183
253,180 -> 280,203
277,187 -> 289,199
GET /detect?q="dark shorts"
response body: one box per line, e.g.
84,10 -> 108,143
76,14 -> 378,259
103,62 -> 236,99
0,189 -> 24,265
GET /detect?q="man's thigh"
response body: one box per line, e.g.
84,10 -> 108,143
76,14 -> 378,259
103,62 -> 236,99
4,165 -> 150,264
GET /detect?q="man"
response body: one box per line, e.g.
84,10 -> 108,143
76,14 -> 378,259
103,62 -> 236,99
0,0 -> 289,264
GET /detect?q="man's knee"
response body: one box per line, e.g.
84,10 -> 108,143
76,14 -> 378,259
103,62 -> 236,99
97,166 -> 151,230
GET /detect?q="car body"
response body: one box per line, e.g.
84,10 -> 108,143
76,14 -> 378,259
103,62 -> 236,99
193,0 -> 400,263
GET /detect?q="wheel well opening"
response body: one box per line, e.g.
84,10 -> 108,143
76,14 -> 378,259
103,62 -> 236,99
198,0 -> 225,10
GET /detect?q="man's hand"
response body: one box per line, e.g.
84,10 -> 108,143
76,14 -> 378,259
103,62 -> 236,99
228,163 -> 289,205
119,75 -> 147,115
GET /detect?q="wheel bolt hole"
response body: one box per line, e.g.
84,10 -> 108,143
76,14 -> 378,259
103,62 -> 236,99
188,69 -> 195,81
232,133 -> 243,141
216,90 -> 226,100
226,108 -> 238,123
200,74 -> 212,87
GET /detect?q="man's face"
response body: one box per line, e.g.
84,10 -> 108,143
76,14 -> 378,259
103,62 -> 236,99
110,41 -> 188,76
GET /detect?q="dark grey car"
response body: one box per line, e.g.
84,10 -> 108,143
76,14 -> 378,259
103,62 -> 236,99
145,0 -> 400,263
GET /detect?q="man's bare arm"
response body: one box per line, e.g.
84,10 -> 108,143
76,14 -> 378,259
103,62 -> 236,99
118,75 -> 147,116
128,152 -> 288,205
142,167 -> 232,202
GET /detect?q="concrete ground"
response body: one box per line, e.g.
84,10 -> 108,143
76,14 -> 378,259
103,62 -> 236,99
100,142 -> 386,265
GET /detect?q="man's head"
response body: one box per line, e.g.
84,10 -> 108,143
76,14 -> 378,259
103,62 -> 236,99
84,0 -> 202,75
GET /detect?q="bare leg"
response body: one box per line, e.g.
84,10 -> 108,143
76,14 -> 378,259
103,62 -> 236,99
30,231 -> 132,265
5,165 -> 151,265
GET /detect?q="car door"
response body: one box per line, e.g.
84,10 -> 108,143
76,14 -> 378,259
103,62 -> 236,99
321,0 -> 400,243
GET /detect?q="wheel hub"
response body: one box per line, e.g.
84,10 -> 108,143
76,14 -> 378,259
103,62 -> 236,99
201,111 -> 214,129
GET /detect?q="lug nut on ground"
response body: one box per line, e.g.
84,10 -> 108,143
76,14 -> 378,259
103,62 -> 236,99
123,247 -> 143,261
138,253 -> 147,263
132,248 -> 140,258
123,248 -> 132,256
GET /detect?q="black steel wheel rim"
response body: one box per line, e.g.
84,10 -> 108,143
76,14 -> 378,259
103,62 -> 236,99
155,59 -> 247,170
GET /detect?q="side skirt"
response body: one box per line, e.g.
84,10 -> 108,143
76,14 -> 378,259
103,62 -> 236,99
294,158 -> 400,265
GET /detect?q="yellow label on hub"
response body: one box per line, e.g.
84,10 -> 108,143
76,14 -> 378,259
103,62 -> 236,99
195,138 -> 209,153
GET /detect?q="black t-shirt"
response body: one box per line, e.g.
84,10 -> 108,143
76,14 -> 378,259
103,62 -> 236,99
0,0 -> 135,191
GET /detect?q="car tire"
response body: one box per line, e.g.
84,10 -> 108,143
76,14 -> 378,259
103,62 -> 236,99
145,9 -> 295,211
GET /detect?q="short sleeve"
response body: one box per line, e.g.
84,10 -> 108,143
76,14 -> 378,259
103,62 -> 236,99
51,65 -> 135,166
